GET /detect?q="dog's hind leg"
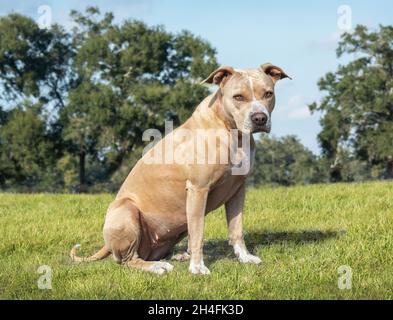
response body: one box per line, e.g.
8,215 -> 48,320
104,198 -> 174,275
124,258 -> 174,275
172,232 -> 191,262
172,251 -> 190,262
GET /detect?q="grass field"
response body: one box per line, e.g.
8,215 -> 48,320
1,181 -> 393,300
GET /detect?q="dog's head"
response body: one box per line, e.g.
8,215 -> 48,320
201,64 -> 290,134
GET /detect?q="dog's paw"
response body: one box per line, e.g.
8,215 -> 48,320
148,261 -> 174,275
238,253 -> 262,264
233,244 -> 262,264
172,252 -> 191,262
189,261 -> 210,275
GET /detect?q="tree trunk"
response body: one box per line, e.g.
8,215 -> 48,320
330,166 -> 342,183
79,151 -> 87,193
329,152 -> 343,183
386,159 -> 393,180
330,159 -> 343,183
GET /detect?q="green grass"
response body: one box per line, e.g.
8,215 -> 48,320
1,181 -> 393,300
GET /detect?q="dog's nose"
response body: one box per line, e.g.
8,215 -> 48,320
251,112 -> 268,126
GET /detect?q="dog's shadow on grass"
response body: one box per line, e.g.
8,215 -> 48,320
174,229 -> 344,262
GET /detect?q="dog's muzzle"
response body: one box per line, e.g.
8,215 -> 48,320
251,112 -> 270,133
249,101 -> 271,133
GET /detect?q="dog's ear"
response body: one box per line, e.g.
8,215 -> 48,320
201,66 -> 235,86
260,63 -> 291,83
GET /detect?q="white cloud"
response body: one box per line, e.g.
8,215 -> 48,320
309,30 -> 343,51
286,95 -> 312,120
288,95 -> 305,109
288,106 -> 311,119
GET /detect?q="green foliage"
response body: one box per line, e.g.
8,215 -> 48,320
2,8 -> 390,191
0,13 -> 73,106
0,7 -> 218,192
249,135 -> 326,187
310,25 -> 393,181
0,103 -> 58,190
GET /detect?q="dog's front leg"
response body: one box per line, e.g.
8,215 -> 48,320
186,180 -> 210,275
225,184 -> 261,264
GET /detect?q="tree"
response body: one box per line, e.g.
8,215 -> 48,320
0,103 -> 56,191
58,7 -> 218,191
249,135 -> 325,187
309,25 -> 393,180
0,7 -> 218,192
0,13 -> 74,191
0,13 -> 74,107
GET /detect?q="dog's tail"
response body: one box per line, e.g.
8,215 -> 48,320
70,244 -> 111,263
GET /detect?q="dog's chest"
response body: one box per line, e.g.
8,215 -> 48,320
231,146 -> 255,173
221,145 -> 256,180
206,147 -> 255,212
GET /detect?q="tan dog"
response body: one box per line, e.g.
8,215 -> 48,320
70,64 -> 290,275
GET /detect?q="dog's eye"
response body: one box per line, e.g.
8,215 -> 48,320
264,91 -> 274,99
233,94 -> 246,102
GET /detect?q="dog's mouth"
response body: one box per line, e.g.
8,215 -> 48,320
242,119 -> 271,134
252,125 -> 271,134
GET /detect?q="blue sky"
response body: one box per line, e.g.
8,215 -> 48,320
1,0 -> 392,153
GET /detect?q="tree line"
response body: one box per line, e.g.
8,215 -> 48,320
0,7 -> 217,192
0,7 -> 392,192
